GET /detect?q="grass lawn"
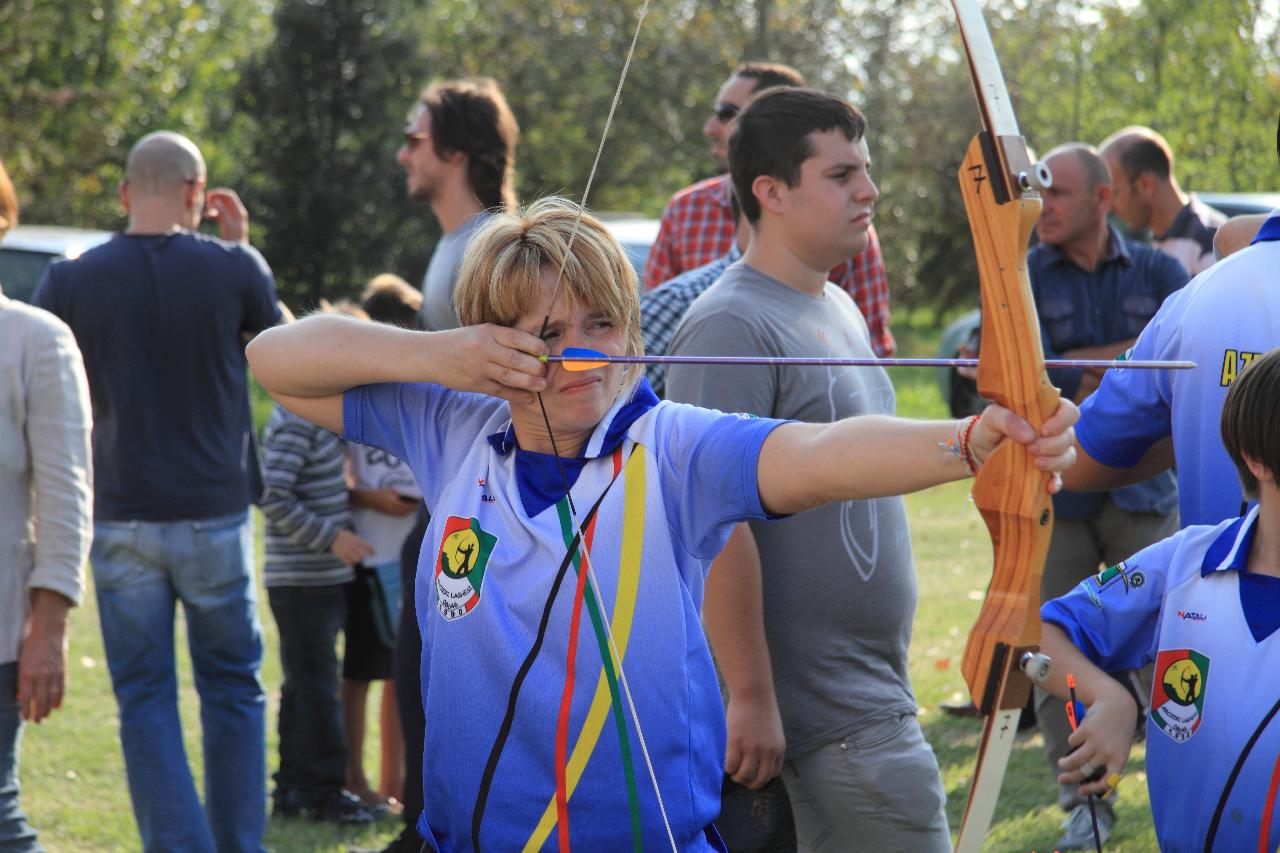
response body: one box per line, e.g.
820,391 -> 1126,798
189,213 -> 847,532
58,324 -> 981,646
19,313 -> 1158,851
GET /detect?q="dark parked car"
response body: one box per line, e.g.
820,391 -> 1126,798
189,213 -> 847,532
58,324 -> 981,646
0,225 -> 113,303
937,192 -> 1278,416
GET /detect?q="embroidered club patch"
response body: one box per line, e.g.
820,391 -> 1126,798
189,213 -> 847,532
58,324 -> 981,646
1095,560 -> 1141,593
1151,649 -> 1210,743
434,516 -> 498,621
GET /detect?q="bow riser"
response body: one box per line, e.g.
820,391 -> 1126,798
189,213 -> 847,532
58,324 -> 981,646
958,134 -> 1058,715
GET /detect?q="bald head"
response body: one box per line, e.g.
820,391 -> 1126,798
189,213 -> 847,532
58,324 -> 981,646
1044,143 -> 1111,192
1099,126 -> 1174,183
126,131 -> 205,197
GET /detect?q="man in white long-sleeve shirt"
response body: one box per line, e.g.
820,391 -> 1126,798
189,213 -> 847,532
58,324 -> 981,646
0,156 -> 92,853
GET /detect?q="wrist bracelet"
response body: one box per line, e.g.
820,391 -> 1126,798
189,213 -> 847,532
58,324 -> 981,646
941,415 -> 982,476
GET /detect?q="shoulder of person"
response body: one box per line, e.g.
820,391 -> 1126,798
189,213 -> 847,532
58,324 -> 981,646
1,298 -> 75,342
673,265 -> 760,322
1125,238 -> 1182,272
39,233 -> 130,282
667,174 -> 727,208
1026,241 -> 1057,269
193,231 -> 272,269
1189,195 -> 1228,229
1162,515 -> 1253,582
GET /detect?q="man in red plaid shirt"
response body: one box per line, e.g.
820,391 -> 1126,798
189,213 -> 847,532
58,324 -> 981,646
644,62 -> 896,356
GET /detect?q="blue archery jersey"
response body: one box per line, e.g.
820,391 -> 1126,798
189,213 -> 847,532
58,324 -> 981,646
1042,507 -> 1280,852
1074,222 -> 1280,527
344,379 -> 784,851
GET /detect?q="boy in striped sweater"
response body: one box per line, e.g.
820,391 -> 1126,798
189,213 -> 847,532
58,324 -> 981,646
260,302 -> 377,825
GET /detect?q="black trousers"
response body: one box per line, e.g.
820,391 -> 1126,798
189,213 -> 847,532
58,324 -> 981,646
268,583 -> 348,802
395,507 -> 429,832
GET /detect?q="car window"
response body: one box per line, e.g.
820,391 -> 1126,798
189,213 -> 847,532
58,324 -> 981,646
0,248 -> 58,304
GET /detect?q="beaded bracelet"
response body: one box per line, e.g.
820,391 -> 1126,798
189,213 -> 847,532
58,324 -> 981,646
941,415 -> 982,476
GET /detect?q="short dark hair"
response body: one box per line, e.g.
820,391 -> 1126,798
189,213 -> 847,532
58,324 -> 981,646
1114,136 -> 1172,182
361,273 -> 423,329
1220,348 -> 1280,499
728,87 -> 866,223
420,78 -> 519,211
733,62 -> 806,93
0,156 -> 16,239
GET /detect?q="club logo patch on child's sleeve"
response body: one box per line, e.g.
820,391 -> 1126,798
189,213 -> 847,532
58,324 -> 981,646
1094,560 -> 1145,594
1151,649 -> 1210,743
434,516 -> 498,621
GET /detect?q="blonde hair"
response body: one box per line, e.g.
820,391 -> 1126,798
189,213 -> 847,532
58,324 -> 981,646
454,198 -> 643,360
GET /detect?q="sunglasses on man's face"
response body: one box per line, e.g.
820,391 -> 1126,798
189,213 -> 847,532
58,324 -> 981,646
712,103 -> 741,123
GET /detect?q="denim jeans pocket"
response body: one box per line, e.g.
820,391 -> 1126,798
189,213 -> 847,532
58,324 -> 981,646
90,520 -> 144,591
188,512 -> 250,596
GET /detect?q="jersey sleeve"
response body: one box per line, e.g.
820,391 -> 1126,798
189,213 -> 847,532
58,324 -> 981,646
650,402 -> 787,562
1041,531 -> 1184,671
343,382 -> 500,507
1074,283 -> 1192,468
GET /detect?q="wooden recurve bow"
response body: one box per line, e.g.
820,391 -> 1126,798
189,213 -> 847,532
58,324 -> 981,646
949,2 -> 1058,850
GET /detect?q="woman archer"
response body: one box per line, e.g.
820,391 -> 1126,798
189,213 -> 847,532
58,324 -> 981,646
247,197 -> 1079,852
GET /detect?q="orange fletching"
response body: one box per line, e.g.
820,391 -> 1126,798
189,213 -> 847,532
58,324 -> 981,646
557,348 -> 609,371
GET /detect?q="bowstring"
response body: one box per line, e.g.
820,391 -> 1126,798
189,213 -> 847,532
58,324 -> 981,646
533,1 -> 677,849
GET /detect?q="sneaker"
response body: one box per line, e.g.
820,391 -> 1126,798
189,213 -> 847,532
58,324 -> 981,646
349,826 -> 428,853
272,789 -> 301,818
1056,799 -> 1115,850
299,788 -> 376,824
939,698 -> 983,718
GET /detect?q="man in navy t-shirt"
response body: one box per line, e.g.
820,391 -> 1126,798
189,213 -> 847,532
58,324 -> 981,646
34,131 -> 281,853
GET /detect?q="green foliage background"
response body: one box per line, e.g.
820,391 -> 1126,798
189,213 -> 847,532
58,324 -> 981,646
3,0 -> 1278,312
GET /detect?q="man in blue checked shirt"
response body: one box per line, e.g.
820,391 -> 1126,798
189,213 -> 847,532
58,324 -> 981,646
1061,113 -> 1280,530
641,190 -> 749,398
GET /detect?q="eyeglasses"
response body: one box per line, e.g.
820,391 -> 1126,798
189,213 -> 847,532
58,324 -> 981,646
712,102 -> 741,123
403,132 -> 432,150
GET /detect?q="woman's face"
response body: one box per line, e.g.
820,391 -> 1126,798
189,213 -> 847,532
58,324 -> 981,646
511,266 -> 629,440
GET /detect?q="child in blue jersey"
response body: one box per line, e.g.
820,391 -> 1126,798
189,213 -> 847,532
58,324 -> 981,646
246,198 -> 1080,852
1040,347 -> 1280,853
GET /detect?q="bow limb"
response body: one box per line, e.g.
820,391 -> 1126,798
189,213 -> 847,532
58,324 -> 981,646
949,2 -> 1057,850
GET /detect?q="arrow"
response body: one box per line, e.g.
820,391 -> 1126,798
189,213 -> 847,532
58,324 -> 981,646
542,347 -> 1196,372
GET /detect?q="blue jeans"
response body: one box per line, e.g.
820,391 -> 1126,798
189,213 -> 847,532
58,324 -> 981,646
91,512 -> 266,853
266,584 -> 347,803
0,664 -> 40,852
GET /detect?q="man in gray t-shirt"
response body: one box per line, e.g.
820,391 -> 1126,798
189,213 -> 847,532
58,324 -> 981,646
667,88 -> 950,851
395,78 -> 519,331
390,76 -> 519,848
420,211 -> 492,330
